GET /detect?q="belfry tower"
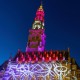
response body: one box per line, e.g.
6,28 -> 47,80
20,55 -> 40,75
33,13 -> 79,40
26,4 -> 46,52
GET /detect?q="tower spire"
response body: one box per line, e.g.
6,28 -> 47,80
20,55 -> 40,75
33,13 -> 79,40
39,0 -> 43,10
26,3 -> 46,52
32,2 -> 45,29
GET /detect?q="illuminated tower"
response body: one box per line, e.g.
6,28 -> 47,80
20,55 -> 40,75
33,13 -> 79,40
1,3 -> 80,80
26,4 -> 46,52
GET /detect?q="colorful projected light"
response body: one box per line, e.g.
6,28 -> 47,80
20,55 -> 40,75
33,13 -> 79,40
2,3 -> 79,80
26,4 -> 46,52
3,61 -> 71,80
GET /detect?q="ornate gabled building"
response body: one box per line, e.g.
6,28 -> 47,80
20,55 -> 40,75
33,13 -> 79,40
1,3 -> 80,80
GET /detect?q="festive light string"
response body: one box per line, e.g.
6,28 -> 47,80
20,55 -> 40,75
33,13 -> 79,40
3,61 -> 73,80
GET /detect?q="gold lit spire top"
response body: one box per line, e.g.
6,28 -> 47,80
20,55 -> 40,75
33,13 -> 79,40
39,1 -> 43,10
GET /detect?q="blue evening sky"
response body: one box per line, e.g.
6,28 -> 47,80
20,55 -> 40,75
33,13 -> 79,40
0,0 -> 80,66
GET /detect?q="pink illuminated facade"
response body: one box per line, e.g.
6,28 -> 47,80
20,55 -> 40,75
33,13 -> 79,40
26,4 -> 46,52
